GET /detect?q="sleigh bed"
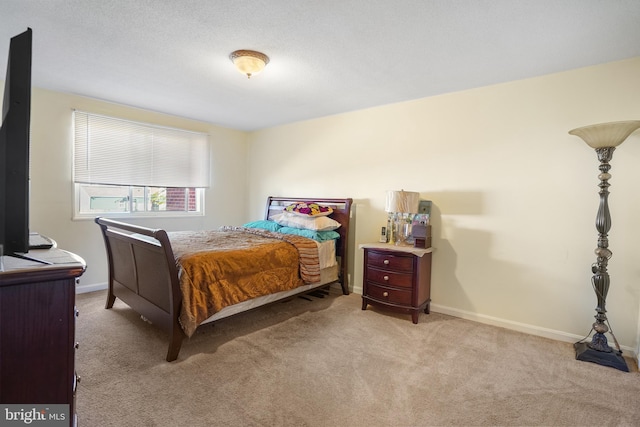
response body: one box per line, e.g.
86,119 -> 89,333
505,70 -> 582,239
95,196 -> 352,361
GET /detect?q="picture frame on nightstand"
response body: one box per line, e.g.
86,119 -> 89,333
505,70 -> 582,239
411,224 -> 431,248
418,200 -> 432,216
412,200 -> 432,248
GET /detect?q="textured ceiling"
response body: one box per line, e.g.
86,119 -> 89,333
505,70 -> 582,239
2,1 -> 640,131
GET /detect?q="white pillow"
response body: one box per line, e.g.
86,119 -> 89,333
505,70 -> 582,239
270,212 -> 341,231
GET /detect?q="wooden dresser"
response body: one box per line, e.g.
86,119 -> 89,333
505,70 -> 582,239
0,248 -> 86,426
360,243 -> 432,323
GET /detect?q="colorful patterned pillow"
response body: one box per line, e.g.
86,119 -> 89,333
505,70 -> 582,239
284,202 -> 333,217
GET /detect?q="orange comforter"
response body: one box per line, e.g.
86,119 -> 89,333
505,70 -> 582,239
168,227 -> 320,337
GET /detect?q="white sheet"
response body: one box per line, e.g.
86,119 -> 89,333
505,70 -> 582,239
317,239 -> 337,269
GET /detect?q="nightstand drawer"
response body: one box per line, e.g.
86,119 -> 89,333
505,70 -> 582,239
366,267 -> 413,288
366,283 -> 412,305
367,250 -> 414,272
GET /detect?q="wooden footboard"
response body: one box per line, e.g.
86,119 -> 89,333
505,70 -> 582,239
95,196 -> 352,362
95,217 -> 184,361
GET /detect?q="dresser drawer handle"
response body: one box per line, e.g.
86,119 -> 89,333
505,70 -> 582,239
383,275 -> 389,281
383,259 -> 390,265
383,292 -> 389,297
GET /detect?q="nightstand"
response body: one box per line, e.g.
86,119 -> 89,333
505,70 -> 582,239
360,243 -> 433,324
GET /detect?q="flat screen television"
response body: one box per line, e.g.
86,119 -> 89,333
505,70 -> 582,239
0,28 -> 32,255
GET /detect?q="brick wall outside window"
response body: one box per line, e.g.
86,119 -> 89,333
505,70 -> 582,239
166,188 -> 197,211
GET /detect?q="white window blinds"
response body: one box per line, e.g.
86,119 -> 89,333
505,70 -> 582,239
73,111 -> 210,188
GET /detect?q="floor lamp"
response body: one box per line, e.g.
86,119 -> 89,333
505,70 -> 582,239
569,120 -> 640,372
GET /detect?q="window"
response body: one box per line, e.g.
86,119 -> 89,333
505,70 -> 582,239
73,111 -> 209,218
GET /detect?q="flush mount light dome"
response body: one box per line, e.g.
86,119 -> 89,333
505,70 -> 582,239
229,49 -> 270,79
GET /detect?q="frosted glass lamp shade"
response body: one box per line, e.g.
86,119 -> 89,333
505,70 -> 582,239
229,50 -> 270,79
569,120 -> 640,148
385,190 -> 420,213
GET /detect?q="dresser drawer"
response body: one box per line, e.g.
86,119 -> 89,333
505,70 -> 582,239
366,267 -> 413,288
365,282 -> 412,305
367,250 -> 414,272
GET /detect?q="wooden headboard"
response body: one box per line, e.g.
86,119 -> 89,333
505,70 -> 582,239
265,196 -> 353,294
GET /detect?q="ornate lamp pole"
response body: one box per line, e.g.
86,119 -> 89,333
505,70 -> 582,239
569,120 -> 640,372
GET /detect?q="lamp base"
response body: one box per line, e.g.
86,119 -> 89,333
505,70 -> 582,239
574,341 -> 629,372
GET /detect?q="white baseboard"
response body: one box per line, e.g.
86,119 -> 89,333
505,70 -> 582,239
77,282 -> 107,294
354,284 -> 637,360
430,303 -> 637,358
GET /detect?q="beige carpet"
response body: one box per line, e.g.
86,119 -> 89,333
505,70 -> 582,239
76,287 -> 640,426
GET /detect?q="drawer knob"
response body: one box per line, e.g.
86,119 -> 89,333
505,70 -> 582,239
383,292 -> 389,297
383,275 -> 389,281
383,259 -> 390,265
75,342 -> 80,349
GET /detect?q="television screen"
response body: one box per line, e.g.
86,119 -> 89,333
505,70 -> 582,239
0,28 -> 32,254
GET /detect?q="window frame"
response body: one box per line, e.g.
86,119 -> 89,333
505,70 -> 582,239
71,111 -> 209,220
73,184 -> 206,220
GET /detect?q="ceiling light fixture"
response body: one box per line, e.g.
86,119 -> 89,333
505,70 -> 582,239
229,50 -> 269,79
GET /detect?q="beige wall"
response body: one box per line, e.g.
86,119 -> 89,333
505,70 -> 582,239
246,57 -> 640,351
26,89 -> 248,288
6,57 -> 640,355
